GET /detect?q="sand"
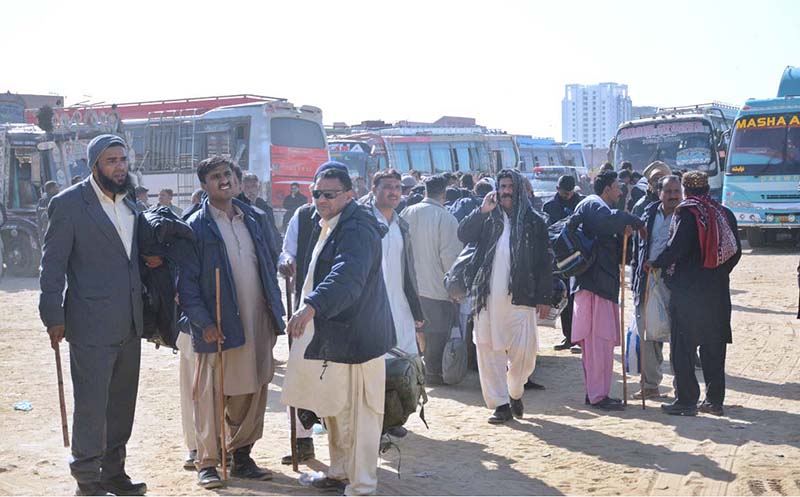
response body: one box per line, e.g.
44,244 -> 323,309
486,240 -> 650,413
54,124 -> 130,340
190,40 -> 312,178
0,244 -> 798,496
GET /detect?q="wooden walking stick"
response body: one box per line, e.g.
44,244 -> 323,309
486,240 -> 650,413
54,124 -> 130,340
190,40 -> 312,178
620,234 -> 629,406
53,342 -> 69,447
285,275 -> 299,472
639,268 -> 653,410
215,268 -> 228,480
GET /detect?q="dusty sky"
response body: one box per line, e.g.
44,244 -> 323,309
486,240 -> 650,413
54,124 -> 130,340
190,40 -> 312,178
5,0 -> 799,139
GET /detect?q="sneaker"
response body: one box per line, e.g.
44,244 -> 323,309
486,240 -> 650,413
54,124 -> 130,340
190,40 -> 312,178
488,404 -> 513,424
697,400 -> 724,416
510,397 -> 524,419
554,338 -> 571,351
281,438 -> 315,465
591,397 -> 625,411
197,467 -> 224,489
183,449 -> 197,470
632,388 -> 662,400
660,401 -> 698,416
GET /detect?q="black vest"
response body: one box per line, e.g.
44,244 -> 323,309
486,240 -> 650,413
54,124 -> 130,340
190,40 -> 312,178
293,203 -> 317,309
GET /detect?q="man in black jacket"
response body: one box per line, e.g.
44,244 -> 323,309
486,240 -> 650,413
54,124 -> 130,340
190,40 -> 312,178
648,171 -> 741,417
281,161 -> 394,495
458,169 -> 552,424
543,175 -> 584,352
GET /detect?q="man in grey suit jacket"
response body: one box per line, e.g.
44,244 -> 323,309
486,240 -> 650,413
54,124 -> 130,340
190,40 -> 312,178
39,134 -> 147,496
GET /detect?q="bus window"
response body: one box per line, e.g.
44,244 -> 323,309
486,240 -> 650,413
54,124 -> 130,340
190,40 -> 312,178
455,146 -> 471,172
431,143 -> 452,173
409,143 -> 432,173
391,143 -> 411,172
270,117 -> 325,149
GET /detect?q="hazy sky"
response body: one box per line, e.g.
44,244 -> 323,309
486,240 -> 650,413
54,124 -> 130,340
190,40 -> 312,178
5,0 -> 799,140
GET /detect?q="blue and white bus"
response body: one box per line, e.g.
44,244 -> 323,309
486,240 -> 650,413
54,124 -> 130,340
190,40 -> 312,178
722,66 -> 800,246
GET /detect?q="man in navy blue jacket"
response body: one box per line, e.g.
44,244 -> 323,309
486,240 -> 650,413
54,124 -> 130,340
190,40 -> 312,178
572,170 -> 644,411
178,156 -> 285,489
282,161 -> 395,496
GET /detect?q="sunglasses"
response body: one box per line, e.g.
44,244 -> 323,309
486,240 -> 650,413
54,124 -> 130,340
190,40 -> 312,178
311,189 -> 345,200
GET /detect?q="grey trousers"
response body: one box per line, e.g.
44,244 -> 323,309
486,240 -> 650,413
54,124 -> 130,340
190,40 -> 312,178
641,340 -> 664,390
69,331 -> 141,484
419,297 -> 456,376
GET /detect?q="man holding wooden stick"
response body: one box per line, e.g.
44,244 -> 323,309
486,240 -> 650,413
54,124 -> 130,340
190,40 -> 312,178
178,156 -> 285,489
39,134 -> 146,496
571,170 -> 644,411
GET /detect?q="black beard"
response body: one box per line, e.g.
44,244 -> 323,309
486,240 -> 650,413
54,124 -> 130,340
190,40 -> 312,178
97,170 -> 133,195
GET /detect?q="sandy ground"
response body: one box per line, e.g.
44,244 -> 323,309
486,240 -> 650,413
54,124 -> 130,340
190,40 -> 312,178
1,244 -> 799,496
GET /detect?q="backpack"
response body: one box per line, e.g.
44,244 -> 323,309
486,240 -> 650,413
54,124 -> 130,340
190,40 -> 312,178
549,214 -> 596,278
383,348 -> 428,431
443,243 -> 478,301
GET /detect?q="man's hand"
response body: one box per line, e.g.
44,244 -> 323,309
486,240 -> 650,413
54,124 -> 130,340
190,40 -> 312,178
536,304 -> 551,321
287,304 -> 316,339
416,332 -> 426,353
47,325 -> 65,350
203,324 -> 225,344
624,225 -> 634,238
279,259 -> 296,278
143,255 -> 163,269
414,320 -> 425,329
643,261 -> 654,273
638,226 -> 647,240
480,191 -> 498,214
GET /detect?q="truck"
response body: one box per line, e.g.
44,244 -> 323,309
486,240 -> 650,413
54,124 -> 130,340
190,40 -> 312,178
0,123 -> 52,276
610,103 -> 739,200
722,66 -> 800,246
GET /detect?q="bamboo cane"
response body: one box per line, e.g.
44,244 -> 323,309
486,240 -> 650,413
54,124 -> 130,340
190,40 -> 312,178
640,268 -> 653,410
285,275 -> 298,472
53,343 -> 69,447
215,268 -> 227,480
620,234 -> 629,406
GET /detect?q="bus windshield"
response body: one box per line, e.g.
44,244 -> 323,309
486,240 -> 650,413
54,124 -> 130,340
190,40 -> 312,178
615,120 -> 716,175
329,142 -> 369,178
271,117 -> 325,149
727,113 -> 800,176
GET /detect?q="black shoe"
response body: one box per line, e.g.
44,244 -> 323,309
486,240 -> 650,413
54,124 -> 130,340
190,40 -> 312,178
311,476 -> 347,492
183,449 -> 197,470
99,475 -> 147,496
231,445 -> 273,480
281,437 -> 316,465
76,483 -> 114,496
698,400 -> 724,416
386,426 -> 408,438
591,397 -> 625,411
510,397 -> 524,419
523,380 -> 546,390
570,345 -> 582,354
488,404 -> 513,424
197,467 -> 223,489
661,401 -> 698,416
554,338 -> 571,351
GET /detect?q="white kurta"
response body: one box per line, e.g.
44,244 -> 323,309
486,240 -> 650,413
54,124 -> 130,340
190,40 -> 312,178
473,212 -> 539,408
375,208 -> 417,356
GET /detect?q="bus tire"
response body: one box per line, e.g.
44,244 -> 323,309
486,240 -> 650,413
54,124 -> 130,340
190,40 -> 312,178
3,231 -> 40,277
746,227 -> 765,248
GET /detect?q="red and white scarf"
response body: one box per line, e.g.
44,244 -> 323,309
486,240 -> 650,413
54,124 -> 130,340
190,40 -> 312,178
669,194 -> 737,270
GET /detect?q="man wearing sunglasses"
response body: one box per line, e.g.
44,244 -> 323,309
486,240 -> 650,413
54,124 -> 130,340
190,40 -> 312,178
282,161 -> 395,495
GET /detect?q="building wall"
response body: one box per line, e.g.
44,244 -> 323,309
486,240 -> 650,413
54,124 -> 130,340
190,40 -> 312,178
562,82 -> 632,148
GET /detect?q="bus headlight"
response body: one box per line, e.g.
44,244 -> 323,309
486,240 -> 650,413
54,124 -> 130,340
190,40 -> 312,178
749,215 -> 759,222
789,214 -> 797,223
766,214 -> 775,222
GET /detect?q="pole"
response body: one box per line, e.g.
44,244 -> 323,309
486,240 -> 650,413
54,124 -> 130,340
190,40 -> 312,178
620,234 -> 629,406
53,343 -> 69,447
640,268 -> 653,410
285,275 -> 298,472
215,268 -> 228,480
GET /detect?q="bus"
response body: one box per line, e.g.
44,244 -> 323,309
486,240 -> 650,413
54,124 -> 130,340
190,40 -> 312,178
514,137 -> 590,193
722,66 -> 800,246
610,103 -> 738,200
37,95 -> 329,208
328,126 -> 518,179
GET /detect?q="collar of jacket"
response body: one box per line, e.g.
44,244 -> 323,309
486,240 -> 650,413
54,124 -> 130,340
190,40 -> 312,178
421,197 -> 446,209
199,197 -> 256,238
361,195 -> 406,235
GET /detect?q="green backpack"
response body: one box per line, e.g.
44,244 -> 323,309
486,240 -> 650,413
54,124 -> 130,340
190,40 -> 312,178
383,348 -> 428,431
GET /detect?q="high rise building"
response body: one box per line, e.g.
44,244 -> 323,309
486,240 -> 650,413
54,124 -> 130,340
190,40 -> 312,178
562,82 -> 632,148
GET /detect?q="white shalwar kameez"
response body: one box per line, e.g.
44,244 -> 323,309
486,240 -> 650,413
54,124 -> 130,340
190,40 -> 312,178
473,212 -> 539,409
375,207 -> 417,356
281,214 -> 385,496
